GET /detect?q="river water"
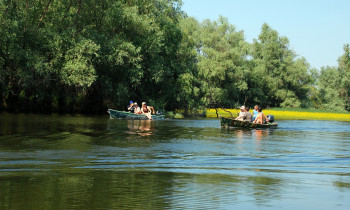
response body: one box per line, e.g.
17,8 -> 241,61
0,113 -> 349,209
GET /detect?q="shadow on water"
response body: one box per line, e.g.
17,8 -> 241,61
0,170 -> 284,209
0,171 -> 175,209
0,113 -> 107,151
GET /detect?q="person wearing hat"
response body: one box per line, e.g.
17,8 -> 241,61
141,102 -> 155,120
235,106 -> 246,121
127,101 -> 135,113
133,102 -> 141,114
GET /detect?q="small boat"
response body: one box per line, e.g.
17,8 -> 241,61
107,109 -> 165,120
220,116 -> 278,129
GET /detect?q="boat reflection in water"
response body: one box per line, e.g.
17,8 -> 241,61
222,127 -> 273,151
222,126 -> 272,141
107,119 -> 155,137
252,129 -> 270,142
127,120 -> 155,136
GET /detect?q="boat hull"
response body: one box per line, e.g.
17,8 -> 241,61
220,116 -> 278,129
108,109 -> 165,120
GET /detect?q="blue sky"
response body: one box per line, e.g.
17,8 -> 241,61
181,0 -> 350,69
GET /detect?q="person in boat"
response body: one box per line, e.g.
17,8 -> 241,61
134,102 -> 141,114
253,107 -> 269,124
127,101 -> 135,113
141,102 -> 155,120
244,107 -> 253,122
252,105 -> 259,121
235,106 -> 246,121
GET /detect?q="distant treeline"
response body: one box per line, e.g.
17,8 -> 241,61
0,0 -> 349,113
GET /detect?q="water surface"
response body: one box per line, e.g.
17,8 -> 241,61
0,113 -> 349,209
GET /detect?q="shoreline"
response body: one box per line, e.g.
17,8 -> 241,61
206,109 -> 350,121
1,109 -> 350,122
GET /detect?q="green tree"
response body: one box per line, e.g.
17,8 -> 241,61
1,1 -> 343,113
176,16 -> 202,110
317,66 -> 345,111
338,44 -> 350,110
195,16 -> 250,108
251,23 -> 312,108
317,44 -> 350,111
0,0 -> 188,113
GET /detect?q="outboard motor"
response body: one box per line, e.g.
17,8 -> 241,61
267,115 -> 274,123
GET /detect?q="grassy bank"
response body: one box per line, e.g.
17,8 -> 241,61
206,108 -> 350,121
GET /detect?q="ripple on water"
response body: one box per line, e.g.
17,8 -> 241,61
0,114 -> 350,209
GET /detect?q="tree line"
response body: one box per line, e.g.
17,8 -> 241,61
0,0 -> 349,113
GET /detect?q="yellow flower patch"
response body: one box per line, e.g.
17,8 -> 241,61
206,109 -> 350,121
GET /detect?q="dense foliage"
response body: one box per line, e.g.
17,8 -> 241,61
317,44 -> 350,111
0,0 -> 349,113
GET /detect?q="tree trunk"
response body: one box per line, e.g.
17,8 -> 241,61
37,0 -> 52,28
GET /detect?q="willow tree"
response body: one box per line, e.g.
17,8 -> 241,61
0,0 -> 187,112
317,44 -> 350,111
176,17 -> 202,110
338,44 -> 350,110
194,16 -> 250,108
251,23 -> 312,108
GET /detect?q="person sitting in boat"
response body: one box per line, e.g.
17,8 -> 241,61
235,106 -> 246,121
134,102 -> 141,114
141,102 -> 155,120
253,107 -> 269,124
127,101 -> 135,113
252,105 -> 259,121
244,107 -> 253,122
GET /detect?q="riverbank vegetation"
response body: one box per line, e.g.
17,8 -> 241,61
206,109 -> 350,121
1,0 -> 349,113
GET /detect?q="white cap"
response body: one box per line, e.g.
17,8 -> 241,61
240,106 -> 245,110
142,102 -> 146,105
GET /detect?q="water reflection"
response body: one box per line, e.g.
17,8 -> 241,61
1,114 -> 350,209
0,170 -> 284,210
221,127 -> 272,142
0,171 -> 174,209
333,179 -> 350,191
252,129 -> 270,142
107,119 -> 155,137
127,120 -> 154,136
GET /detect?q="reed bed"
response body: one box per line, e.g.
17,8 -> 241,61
206,108 -> 350,121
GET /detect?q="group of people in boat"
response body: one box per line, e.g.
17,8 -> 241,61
127,101 -> 155,120
235,105 -> 269,124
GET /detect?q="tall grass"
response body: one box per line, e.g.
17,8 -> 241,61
206,108 -> 350,121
